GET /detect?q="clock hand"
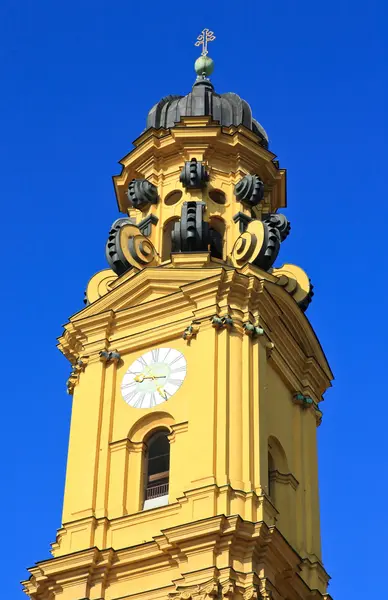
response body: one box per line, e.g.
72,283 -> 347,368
134,374 -> 166,383
156,385 -> 168,400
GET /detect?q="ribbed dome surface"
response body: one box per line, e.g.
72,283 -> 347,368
146,79 -> 268,148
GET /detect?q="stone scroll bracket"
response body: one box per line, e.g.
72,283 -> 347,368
180,158 -> 209,190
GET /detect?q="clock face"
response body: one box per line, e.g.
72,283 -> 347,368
121,347 -> 187,409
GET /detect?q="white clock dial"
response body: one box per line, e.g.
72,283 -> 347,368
121,347 -> 187,409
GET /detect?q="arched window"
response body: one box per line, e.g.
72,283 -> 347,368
143,431 -> 170,510
209,217 -> 226,260
268,450 -> 275,500
267,436 -> 289,507
162,217 -> 180,261
267,436 -> 298,541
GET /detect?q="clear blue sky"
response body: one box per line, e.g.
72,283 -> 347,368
0,1 -> 386,597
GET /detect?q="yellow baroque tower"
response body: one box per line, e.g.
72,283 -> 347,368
24,38 -> 333,600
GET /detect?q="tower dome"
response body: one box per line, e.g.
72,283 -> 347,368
146,77 -> 269,149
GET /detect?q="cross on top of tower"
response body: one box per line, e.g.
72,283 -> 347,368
195,28 -> 215,56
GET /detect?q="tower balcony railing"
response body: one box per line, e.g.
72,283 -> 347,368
145,481 -> 169,500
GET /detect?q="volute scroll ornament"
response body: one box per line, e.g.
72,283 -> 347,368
231,220 -> 280,271
243,585 -> 262,600
180,158 -> 209,189
105,218 -> 159,275
221,581 -> 236,597
199,581 -> 219,598
262,213 -> 290,241
234,174 -> 264,207
84,268 -> 118,305
172,201 -> 209,252
127,178 -> 158,210
272,263 -> 314,311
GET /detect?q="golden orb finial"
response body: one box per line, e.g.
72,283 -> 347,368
194,29 -> 215,78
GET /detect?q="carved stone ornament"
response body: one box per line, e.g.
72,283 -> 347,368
211,315 -> 233,329
231,219 -> 280,271
198,581 -> 219,598
293,393 -> 323,425
234,174 -> 264,207
105,218 -> 159,275
66,357 -> 88,395
263,213 -> 291,241
221,582 -> 236,597
259,580 -> 274,599
182,321 -> 201,341
172,202 -> 209,252
99,350 -> 121,363
243,585 -> 262,600
127,178 -> 158,210
272,263 -> 314,312
84,268 -> 118,305
180,158 -> 209,189
244,322 -> 264,337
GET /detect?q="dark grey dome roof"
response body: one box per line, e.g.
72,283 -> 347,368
146,78 -> 269,148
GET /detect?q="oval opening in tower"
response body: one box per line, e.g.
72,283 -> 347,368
164,190 -> 182,206
209,189 -> 226,205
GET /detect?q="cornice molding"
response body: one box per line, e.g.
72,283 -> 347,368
57,267 -> 332,399
23,517 -> 330,599
113,125 -> 285,214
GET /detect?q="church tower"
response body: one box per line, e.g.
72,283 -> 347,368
23,32 -> 333,600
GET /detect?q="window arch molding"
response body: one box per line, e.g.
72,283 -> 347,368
268,435 -> 288,474
267,435 -> 298,541
128,411 -> 175,444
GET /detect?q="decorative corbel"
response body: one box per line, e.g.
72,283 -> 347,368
293,393 -> 323,425
243,585 -> 262,600
171,201 -> 209,253
66,357 -> 88,395
211,315 -> 234,329
127,178 -> 159,210
263,213 -> 290,241
233,211 -> 253,233
180,158 -> 209,189
138,214 -> 159,236
266,342 -> 275,358
198,581 -> 219,599
244,322 -> 264,337
221,582 -> 236,597
99,350 -> 121,364
234,174 -> 264,207
182,321 -> 201,341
